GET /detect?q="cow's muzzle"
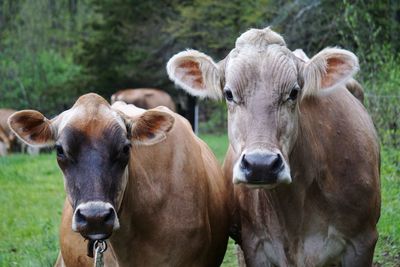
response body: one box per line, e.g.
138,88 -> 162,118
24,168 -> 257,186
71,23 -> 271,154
233,151 -> 292,187
72,201 -> 120,240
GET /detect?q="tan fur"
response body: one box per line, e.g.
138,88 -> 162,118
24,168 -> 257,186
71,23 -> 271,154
168,27 -> 380,266
110,88 -> 176,111
345,78 -> 364,103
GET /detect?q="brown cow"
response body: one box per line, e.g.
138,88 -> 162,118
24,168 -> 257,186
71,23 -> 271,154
167,27 -> 380,266
0,108 -> 17,153
111,88 -> 176,111
9,93 -> 230,267
293,49 -> 365,103
0,125 -> 10,155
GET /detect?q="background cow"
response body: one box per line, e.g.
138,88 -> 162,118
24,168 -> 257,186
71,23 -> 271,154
111,88 -> 176,111
0,109 -> 17,154
9,93 -> 231,267
0,125 -> 10,156
167,27 -> 380,266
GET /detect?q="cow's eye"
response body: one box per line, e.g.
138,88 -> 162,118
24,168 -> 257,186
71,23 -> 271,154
122,142 -> 131,155
55,144 -> 65,158
223,87 -> 234,102
288,86 -> 300,101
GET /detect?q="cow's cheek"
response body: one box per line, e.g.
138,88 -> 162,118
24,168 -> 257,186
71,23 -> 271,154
278,108 -> 298,158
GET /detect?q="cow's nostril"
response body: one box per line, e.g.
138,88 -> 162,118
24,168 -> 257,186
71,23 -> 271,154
73,203 -> 117,240
239,152 -> 285,184
75,208 -> 86,224
270,154 -> 283,173
104,208 -> 114,223
241,154 -> 250,170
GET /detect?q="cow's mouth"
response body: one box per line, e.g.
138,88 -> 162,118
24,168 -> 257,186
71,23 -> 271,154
83,232 -> 111,241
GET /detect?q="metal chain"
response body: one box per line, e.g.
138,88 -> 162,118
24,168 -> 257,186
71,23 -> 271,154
93,240 -> 108,267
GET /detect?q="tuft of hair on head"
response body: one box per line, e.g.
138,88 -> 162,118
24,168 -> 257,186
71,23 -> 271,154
235,27 -> 286,49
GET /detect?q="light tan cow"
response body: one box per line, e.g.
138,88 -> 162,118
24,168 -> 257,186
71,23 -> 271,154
293,48 -> 365,103
167,27 -> 380,266
9,93 -> 231,267
111,88 -> 176,111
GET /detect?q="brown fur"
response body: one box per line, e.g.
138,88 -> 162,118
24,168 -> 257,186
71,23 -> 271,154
346,78 -> 364,103
9,93 -> 231,267
0,109 -> 17,153
111,88 -> 176,111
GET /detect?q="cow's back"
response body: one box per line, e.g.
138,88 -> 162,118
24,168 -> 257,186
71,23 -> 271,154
111,88 -> 176,111
113,107 -> 230,266
346,78 -> 365,103
297,87 -> 380,226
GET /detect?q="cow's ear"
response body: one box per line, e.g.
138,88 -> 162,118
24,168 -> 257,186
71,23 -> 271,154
167,49 -> 223,100
130,110 -> 175,146
302,48 -> 359,98
8,110 -> 55,147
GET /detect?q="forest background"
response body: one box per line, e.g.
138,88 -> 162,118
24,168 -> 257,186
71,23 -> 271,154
0,0 -> 399,147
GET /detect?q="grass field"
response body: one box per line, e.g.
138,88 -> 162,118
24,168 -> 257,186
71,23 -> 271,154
0,134 -> 399,266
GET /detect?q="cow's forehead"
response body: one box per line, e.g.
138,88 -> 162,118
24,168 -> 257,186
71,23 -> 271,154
225,45 -> 299,91
57,100 -> 126,139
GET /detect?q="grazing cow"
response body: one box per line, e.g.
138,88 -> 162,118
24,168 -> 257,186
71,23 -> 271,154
9,93 -> 230,267
293,49 -> 365,103
111,88 -> 176,111
167,27 -> 380,266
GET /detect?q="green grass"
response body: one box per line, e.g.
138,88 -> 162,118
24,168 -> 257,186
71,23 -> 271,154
0,135 -> 398,266
374,147 -> 400,266
0,154 -> 64,266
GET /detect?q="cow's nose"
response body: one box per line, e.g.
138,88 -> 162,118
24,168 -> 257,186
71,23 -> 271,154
240,152 -> 284,184
73,203 -> 117,240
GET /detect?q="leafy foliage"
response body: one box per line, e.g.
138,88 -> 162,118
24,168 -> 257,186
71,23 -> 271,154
0,0 -> 399,141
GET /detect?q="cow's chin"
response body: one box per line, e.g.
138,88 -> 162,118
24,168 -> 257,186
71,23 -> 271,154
83,232 -> 112,241
239,181 -> 280,189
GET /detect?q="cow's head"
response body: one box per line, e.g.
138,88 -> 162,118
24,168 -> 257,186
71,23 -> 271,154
8,93 -> 174,239
167,27 -> 358,188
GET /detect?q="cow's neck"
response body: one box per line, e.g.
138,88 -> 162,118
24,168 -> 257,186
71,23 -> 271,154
247,98 -> 333,262
267,100 -> 327,227
110,144 -> 175,265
